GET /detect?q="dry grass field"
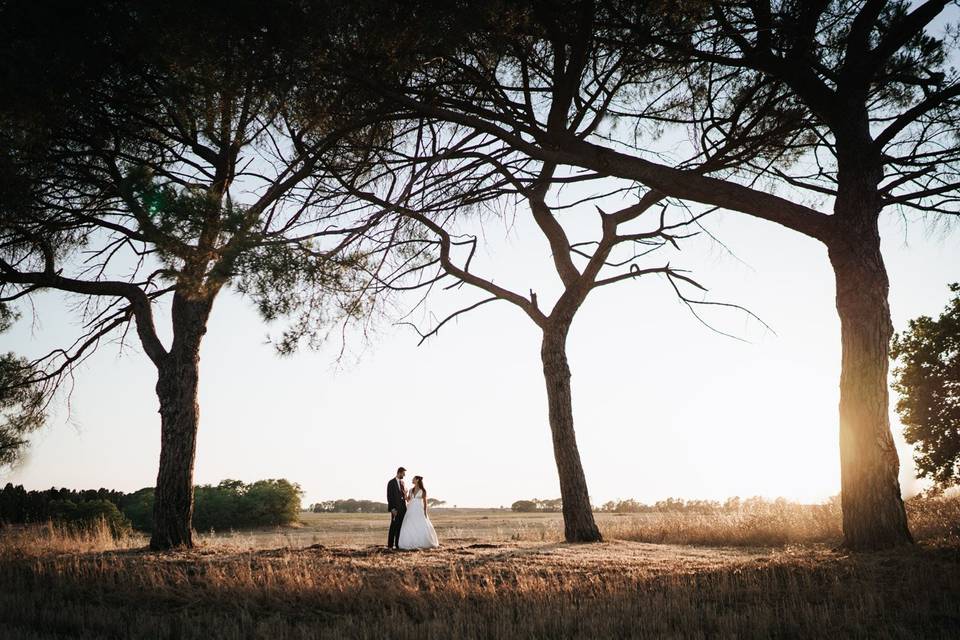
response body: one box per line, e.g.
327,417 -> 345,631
1,498 -> 959,639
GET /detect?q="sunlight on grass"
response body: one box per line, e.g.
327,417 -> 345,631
0,495 -> 957,638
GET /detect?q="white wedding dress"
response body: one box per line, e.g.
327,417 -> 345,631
398,489 -> 439,550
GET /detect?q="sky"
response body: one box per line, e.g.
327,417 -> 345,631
2,195 -> 957,509
4,2 -> 960,508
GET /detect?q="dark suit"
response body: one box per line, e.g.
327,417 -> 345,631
387,477 -> 407,548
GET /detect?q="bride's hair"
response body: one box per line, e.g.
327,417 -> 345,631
413,476 -> 425,493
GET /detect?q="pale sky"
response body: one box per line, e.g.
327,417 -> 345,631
3,1 -> 958,516
2,197 -> 957,508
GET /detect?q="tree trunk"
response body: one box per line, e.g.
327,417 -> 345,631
827,132 -> 913,550
828,216 -> 913,550
540,325 -> 602,543
150,292 -> 214,550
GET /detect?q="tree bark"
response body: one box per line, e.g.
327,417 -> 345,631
540,324 -> 602,543
149,292 -> 214,550
829,149 -> 913,549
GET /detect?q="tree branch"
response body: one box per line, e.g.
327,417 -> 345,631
0,259 -> 168,366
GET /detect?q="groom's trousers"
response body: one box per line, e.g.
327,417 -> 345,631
388,505 -> 406,548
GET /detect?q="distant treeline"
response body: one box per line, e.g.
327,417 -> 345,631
309,497 -> 447,513
0,479 -> 302,533
0,485 -> 129,522
0,485 -> 132,536
309,499 -> 388,513
597,497 -> 774,514
512,497 -> 829,514
511,498 -> 563,513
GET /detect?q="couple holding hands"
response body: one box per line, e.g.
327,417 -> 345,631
386,467 -> 440,550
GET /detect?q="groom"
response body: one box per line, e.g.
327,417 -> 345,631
386,466 -> 407,549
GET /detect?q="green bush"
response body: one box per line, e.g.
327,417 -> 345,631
241,479 -> 302,527
49,498 -> 131,538
120,479 -> 302,532
193,481 -> 242,531
119,488 -> 155,531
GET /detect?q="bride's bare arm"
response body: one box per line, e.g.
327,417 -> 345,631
422,490 -> 428,517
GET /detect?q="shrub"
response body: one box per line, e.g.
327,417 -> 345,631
48,499 -> 131,538
193,481 -> 242,531
120,488 -> 155,531
120,479 -> 302,532
241,479 -> 302,527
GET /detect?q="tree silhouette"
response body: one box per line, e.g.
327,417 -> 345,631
353,0 -> 960,549
327,2 -> 762,542
590,0 -> 960,549
0,2 -> 378,549
0,305 -> 45,469
891,284 -> 960,487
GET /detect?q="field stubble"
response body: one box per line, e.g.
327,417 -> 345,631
1,497 -> 958,639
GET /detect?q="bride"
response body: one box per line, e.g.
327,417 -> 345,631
398,475 -> 439,550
